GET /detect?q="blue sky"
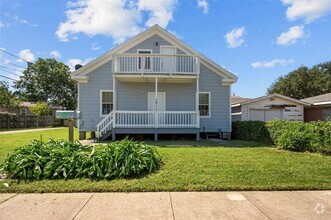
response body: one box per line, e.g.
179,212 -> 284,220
1,0 -> 331,98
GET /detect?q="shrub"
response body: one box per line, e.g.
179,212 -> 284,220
0,138 -> 162,180
232,120 -> 331,155
232,121 -> 272,144
29,102 -> 51,116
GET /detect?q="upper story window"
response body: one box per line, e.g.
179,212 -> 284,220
199,92 -> 211,117
138,49 -> 152,70
100,90 -> 113,116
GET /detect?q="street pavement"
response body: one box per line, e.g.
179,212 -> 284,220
0,191 -> 330,219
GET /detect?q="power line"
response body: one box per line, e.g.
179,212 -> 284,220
0,59 -> 26,69
0,74 -> 17,81
0,65 -> 23,75
0,48 -> 31,63
0,68 -> 22,77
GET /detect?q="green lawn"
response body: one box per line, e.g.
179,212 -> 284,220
0,128 -> 331,193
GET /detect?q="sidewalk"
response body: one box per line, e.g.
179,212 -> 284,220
0,191 -> 330,219
0,127 -> 64,135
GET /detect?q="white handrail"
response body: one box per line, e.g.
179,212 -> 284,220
114,111 -> 198,128
97,111 -> 114,135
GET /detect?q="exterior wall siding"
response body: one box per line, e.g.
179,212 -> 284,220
304,107 -> 323,122
117,82 -> 195,111
199,64 -> 231,132
78,62 -> 112,131
124,34 -> 186,54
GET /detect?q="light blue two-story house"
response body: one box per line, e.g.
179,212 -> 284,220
71,25 -> 238,141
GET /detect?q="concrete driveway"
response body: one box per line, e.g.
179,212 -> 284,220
0,191 -> 330,220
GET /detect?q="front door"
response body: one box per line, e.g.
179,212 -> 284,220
148,92 -> 166,111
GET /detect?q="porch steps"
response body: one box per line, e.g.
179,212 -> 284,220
96,111 -> 114,141
99,130 -> 112,141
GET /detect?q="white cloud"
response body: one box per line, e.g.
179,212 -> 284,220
224,27 -> 246,48
50,50 -> 62,58
91,43 -> 100,51
197,0 -> 209,14
56,0 -> 177,44
282,0 -> 331,23
0,21 -> 9,28
277,25 -> 305,46
18,49 -> 35,63
6,13 -> 38,27
66,58 -> 94,71
251,59 -> 294,68
138,0 -> 177,28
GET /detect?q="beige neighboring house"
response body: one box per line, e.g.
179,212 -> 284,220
301,93 -> 331,121
231,94 -> 310,122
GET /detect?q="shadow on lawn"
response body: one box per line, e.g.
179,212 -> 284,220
147,139 -> 268,148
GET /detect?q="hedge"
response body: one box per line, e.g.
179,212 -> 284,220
232,120 -> 331,155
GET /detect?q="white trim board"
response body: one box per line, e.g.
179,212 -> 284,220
199,92 -> 211,118
100,90 -> 114,117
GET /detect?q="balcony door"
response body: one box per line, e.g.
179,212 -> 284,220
160,46 -> 176,73
138,49 -> 152,71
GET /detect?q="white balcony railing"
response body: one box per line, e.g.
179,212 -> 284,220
114,111 -> 198,128
114,54 -> 199,75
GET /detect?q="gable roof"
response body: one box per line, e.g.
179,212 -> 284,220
231,96 -> 251,105
71,25 -> 238,83
231,94 -> 310,107
301,93 -> 331,105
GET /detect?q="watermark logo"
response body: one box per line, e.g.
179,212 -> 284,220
314,203 -> 325,214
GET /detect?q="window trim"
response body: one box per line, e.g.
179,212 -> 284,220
137,49 -> 153,70
20,108 -> 27,116
199,92 -> 211,118
100,90 -> 113,117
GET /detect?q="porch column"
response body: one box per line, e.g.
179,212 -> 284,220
196,78 -> 200,141
154,77 -> 158,141
112,57 -> 116,141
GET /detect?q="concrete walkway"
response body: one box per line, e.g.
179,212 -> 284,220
0,127 -> 64,135
0,191 -> 330,219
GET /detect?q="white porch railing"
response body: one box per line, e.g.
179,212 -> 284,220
97,111 -> 114,134
114,111 -> 198,128
114,54 -> 199,75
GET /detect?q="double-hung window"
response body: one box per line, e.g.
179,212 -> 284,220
138,50 -> 152,70
199,92 -> 210,117
101,91 -> 113,116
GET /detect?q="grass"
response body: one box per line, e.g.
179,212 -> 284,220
0,127 -> 80,163
0,128 -> 331,193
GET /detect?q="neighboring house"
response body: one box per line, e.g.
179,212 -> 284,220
0,102 -> 64,116
0,102 -> 35,116
301,93 -> 331,121
71,25 -> 238,141
231,94 -> 309,122
231,96 -> 251,105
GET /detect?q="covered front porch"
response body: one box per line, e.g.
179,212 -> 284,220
97,73 -> 201,140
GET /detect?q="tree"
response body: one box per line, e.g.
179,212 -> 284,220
14,58 -> 77,109
0,81 -> 21,108
29,102 -> 51,116
267,61 -> 331,99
